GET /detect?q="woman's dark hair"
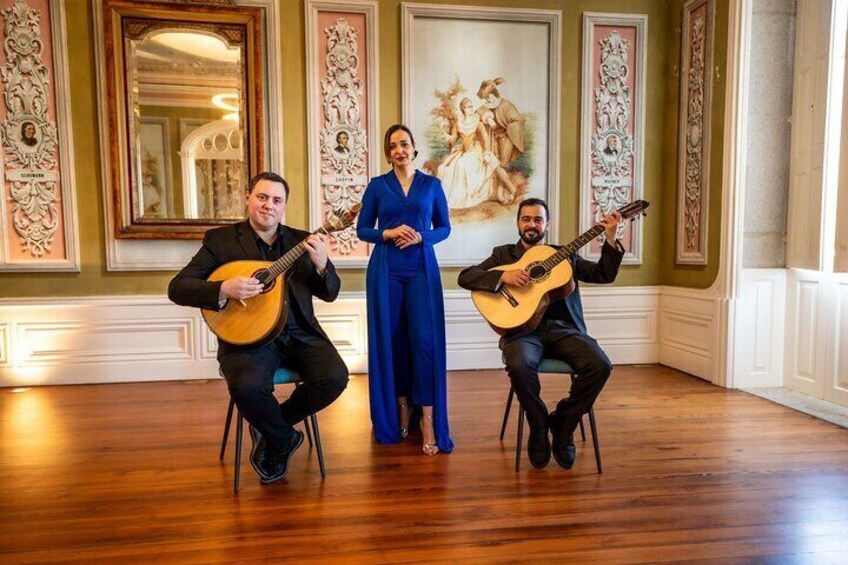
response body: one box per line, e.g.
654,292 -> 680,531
516,197 -> 549,221
248,171 -> 290,200
383,124 -> 418,162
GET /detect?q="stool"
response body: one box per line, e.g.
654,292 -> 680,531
219,367 -> 325,493
500,359 -> 602,473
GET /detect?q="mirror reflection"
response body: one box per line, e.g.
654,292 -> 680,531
128,28 -> 247,222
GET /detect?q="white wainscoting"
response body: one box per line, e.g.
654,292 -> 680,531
830,279 -> 848,406
658,286 -> 718,381
0,287 -> 659,387
732,269 -> 787,388
784,269 -> 848,405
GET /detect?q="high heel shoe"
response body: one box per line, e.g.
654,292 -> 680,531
420,414 -> 439,456
398,402 -> 412,440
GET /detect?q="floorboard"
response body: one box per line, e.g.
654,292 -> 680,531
2,365 -> 848,564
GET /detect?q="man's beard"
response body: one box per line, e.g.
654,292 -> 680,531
519,227 -> 546,245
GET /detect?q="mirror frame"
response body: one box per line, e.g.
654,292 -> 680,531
100,0 -> 263,239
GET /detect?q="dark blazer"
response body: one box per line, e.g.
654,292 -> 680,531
168,220 -> 341,355
457,239 -> 624,335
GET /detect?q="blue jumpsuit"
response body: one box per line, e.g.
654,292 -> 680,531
356,169 -> 454,452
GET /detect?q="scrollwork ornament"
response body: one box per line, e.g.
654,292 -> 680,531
684,15 -> 706,252
590,30 -> 633,241
0,0 -> 60,257
319,18 -> 367,256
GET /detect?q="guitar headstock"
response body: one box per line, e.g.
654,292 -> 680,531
617,199 -> 650,220
323,203 -> 362,233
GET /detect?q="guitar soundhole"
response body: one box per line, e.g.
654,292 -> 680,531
253,269 -> 276,293
527,262 -> 549,282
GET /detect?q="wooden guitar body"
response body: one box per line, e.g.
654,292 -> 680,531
200,260 -> 289,346
471,245 -> 576,336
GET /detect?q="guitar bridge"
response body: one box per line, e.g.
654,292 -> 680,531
499,286 -> 519,307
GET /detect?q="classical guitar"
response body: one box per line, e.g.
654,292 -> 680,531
201,205 -> 361,346
471,200 -> 650,336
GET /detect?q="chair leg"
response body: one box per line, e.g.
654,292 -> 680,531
515,405 -> 524,472
310,413 -> 326,478
303,416 -> 314,448
500,386 -> 514,441
588,407 -> 602,474
234,410 -> 243,494
569,373 -> 587,442
294,382 -> 314,448
220,398 -> 235,461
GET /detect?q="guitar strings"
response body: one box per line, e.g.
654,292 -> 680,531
536,202 -> 644,272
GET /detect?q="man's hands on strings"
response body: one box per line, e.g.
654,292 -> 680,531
220,276 -> 264,301
600,211 -> 623,245
302,232 -> 329,273
500,269 -> 531,287
499,211 -> 625,288
383,224 -> 422,249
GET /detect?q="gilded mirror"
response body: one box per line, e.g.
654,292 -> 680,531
101,0 -> 263,238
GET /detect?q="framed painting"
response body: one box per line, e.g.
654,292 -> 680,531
579,13 -> 647,265
402,3 -> 561,266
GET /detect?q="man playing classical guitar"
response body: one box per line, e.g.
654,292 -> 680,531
458,198 -> 624,470
168,172 -> 348,484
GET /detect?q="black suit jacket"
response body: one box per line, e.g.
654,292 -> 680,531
168,220 -> 341,355
457,239 -> 624,335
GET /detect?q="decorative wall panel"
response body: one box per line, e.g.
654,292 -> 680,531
580,13 -> 646,264
306,1 -> 378,268
676,0 -> 714,264
0,0 -> 77,271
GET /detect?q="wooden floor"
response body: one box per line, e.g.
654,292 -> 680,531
2,365 -> 848,564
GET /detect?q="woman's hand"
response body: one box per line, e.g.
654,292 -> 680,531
395,230 -> 422,249
383,224 -> 417,242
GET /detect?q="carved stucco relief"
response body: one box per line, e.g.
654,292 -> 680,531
319,18 -> 367,256
0,0 -> 60,257
677,0 -> 712,264
581,16 -> 646,264
591,29 -> 633,243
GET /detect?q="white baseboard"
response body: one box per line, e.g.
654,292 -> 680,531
0,287 -> 660,386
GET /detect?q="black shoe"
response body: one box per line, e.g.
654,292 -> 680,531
248,425 -> 269,480
550,410 -> 577,470
527,421 -> 551,469
259,429 -> 304,485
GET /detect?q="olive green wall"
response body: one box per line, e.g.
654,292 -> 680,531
0,0 -> 726,298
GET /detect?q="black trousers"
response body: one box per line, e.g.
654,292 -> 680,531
219,327 -> 348,449
501,320 -> 612,433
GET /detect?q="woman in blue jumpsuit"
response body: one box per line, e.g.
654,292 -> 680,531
356,124 -> 453,455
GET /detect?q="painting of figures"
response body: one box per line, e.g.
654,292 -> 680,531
403,5 -> 561,265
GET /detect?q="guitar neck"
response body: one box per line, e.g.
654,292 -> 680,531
263,225 -> 330,281
543,224 -> 607,269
